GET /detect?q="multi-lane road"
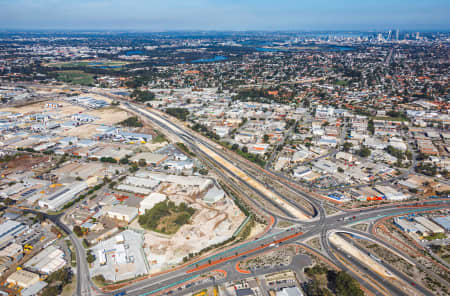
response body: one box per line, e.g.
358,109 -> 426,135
21,97 -> 449,296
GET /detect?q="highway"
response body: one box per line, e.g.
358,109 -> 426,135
18,96 -> 449,296
124,102 -> 316,220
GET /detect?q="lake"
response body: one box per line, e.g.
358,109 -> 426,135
125,50 -> 144,56
192,56 -> 227,63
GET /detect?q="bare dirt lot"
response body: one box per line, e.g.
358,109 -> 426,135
0,100 -> 84,116
86,107 -> 132,125
129,184 -> 246,272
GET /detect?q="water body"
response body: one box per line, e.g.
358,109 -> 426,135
255,47 -> 282,52
192,55 -> 227,63
328,46 -> 354,51
100,65 -> 122,69
256,45 -> 354,52
125,50 -> 144,56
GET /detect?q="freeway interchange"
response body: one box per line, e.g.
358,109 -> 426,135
39,101 -> 449,296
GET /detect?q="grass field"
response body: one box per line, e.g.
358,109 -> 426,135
152,133 -> 167,143
55,70 -> 95,86
47,60 -> 129,69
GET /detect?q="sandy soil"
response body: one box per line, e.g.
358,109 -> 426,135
62,124 -> 101,138
86,107 -> 131,125
0,100 -> 84,116
329,233 -> 397,279
134,194 -> 246,272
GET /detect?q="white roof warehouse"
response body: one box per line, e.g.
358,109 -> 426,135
38,182 -> 88,211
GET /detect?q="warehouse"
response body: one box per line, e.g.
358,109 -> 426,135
38,182 -> 87,210
293,166 -> 312,179
105,204 -> 138,223
394,217 -> 429,234
163,159 -> 194,171
135,171 -> 212,191
119,131 -> 153,143
6,270 -> 40,288
0,243 -> 22,260
123,176 -> 160,189
116,184 -> 151,195
139,193 -> 166,214
20,281 -> 48,296
89,230 -> 148,282
24,245 -> 66,274
98,250 -> 107,266
203,186 -> 225,204
414,216 -> 444,234
432,216 -> 450,231
375,185 -> 410,201
0,220 -> 28,248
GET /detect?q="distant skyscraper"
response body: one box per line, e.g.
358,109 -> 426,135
396,29 -> 400,41
377,33 -> 384,42
387,30 -> 392,41
416,32 -> 420,40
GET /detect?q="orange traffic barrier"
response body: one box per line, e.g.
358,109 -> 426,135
235,262 -> 251,274
187,231 -> 303,273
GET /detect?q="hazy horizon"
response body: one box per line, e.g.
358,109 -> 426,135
1,0 -> 449,31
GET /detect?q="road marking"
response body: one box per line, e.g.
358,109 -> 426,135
235,262 -> 251,274
187,232 -> 303,273
137,274 -> 200,296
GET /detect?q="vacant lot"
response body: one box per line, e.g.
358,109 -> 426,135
46,60 -> 129,69
87,107 -> 131,125
55,70 -> 95,85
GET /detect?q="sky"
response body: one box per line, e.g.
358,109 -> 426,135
0,0 -> 449,31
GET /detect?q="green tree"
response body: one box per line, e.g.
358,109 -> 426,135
358,147 -> 371,157
343,142 -> 353,152
367,119 -> 374,134
86,250 -> 95,263
73,225 -> 83,237
332,271 -> 364,296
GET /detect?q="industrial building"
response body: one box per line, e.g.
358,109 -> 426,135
20,281 -> 48,296
38,182 -> 88,210
123,176 -> 160,189
24,245 -> 66,274
139,192 -> 166,214
394,217 -> 429,234
0,220 -> 28,248
116,184 -> 151,195
135,171 -> 212,191
89,230 -> 148,282
119,131 -> 153,143
432,216 -> 450,231
6,269 -> 40,288
375,185 -> 410,201
104,204 -> 138,223
276,287 -> 304,296
203,185 -> 225,204
414,217 -> 444,234
0,243 -> 22,260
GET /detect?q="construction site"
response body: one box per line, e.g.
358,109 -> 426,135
124,172 -> 247,271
